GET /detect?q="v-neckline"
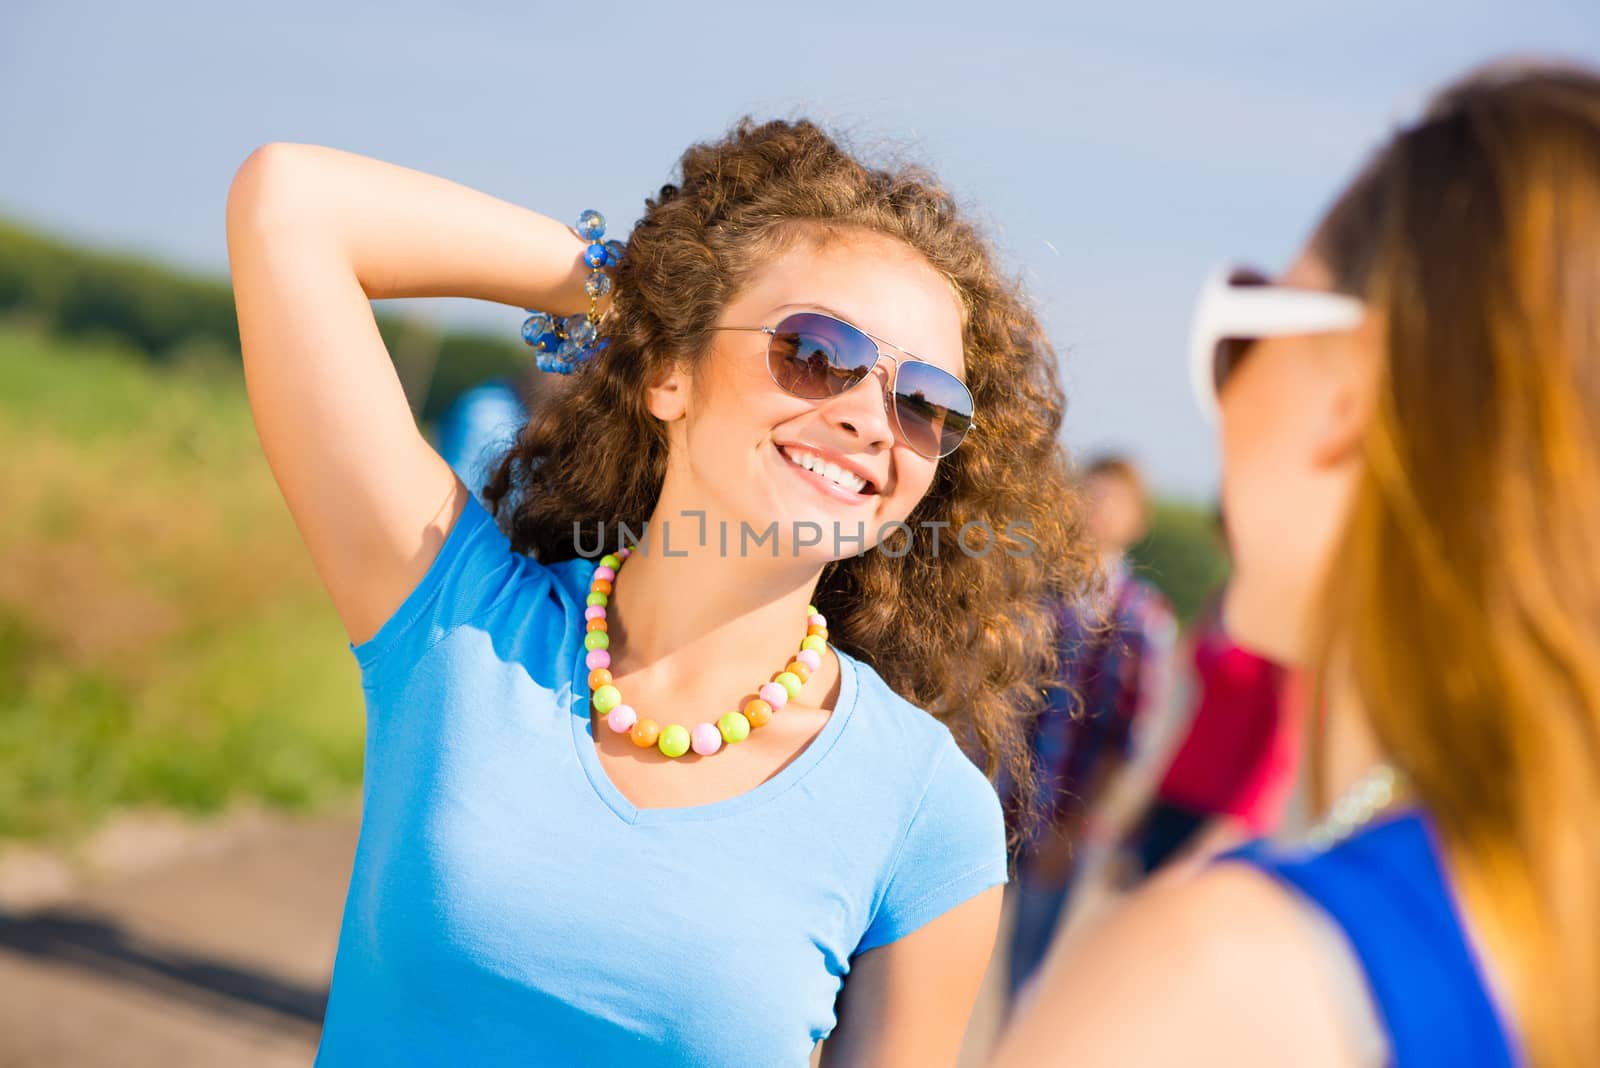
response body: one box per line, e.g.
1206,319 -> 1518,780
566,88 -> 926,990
565,590 -> 859,827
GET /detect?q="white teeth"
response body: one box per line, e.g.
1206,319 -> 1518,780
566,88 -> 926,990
783,447 -> 868,493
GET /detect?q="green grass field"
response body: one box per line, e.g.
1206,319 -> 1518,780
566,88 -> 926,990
0,324 -> 364,840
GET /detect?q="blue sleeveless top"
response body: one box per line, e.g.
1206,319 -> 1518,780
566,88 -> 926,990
1227,811 -> 1516,1067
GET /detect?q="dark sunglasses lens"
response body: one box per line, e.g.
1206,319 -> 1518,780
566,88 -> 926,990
1213,336 -> 1258,397
1229,266 -> 1270,287
1212,267 -> 1269,398
894,358 -> 975,458
767,312 -> 877,399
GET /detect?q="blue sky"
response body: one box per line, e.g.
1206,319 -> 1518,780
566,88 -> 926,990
3,1 -> 1595,497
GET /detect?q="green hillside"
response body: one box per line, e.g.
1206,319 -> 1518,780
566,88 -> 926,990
0,217 -> 529,424
0,324 -> 364,839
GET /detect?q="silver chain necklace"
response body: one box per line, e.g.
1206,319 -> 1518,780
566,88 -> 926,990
1304,763 -> 1404,851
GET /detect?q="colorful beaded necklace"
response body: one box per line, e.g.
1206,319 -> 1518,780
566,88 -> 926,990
580,547 -> 829,759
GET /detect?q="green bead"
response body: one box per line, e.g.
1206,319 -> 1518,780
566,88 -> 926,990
658,724 -> 690,758
600,553 -> 622,570
584,631 -> 610,651
806,603 -> 818,616
800,635 -> 826,654
718,711 -> 751,744
586,592 -> 609,607
775,671 -> 803,699
592,684 -> 621,714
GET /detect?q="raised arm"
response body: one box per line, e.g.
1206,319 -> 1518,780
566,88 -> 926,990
225,143 -> 597,644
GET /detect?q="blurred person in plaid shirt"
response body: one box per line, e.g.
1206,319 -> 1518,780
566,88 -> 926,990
1004,455 -> 1177,1001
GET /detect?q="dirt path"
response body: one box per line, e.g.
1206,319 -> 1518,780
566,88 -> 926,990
0,815 -> 1011,1066
0,815 -> 355,1067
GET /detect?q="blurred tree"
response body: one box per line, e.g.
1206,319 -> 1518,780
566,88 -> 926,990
0,217 -> 530,424
1128,500 -> 1230,625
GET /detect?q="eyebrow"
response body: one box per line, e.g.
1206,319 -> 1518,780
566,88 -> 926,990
771,301 -> 854,321
767,302 -> 963,375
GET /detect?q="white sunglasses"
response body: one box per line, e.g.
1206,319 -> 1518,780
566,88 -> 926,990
1188,264 -> 1367,421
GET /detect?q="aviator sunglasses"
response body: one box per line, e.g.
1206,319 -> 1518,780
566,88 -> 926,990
1188,265 -> 1367,421
711,311 -> 977,459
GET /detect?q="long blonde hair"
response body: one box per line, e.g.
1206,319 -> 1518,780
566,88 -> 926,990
1309,62 -> 1600,1065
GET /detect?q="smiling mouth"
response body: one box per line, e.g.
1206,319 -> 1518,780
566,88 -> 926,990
777,444 -> 878,496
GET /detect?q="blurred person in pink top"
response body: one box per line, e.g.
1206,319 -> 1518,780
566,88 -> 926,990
1049,514 -> 1302,929
1128,586 -> 1302,874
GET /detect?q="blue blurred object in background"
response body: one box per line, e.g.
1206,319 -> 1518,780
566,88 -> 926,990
435,377 -> 528,502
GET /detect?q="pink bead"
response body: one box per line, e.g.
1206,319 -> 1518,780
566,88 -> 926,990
585,605 -> 606,620
606,705 -> 637,734
691,722 -> 723,756
618,547 -> 632,559
594,565 -> 616,582
586,650 -> 611,670
808,613 -> 826,627
796,649 -> 821,671
758,681 -> 789,709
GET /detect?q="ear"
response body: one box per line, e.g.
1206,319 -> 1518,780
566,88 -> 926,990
645,360 -> 690,423
1309,320 -> 1381,469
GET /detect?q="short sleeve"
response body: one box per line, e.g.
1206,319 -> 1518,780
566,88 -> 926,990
348,490 -> 539,679
857,745 -> 1009,953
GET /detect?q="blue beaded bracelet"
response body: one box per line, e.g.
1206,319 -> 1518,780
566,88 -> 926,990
522,210 -> 624,374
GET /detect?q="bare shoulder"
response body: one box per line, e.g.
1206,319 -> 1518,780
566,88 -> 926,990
988,862 -> 1362,1068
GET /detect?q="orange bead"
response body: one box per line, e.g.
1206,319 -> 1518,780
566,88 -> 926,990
591,578 -> 613,595
806,625 -> 828,640
785,661 -> 811,683
630,718 -> 660,748
588,668 -> 613,690
587,618 -> 608,632
744,698 -> 774,728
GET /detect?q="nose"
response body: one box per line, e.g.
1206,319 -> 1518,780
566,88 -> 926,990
820,359 -> 896,450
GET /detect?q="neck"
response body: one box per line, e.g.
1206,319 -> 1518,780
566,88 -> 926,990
1319,674 -> 1392,806
604,500 -> 824,687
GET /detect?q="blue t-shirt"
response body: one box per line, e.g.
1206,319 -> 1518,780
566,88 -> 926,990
315,491 -> 1008,1066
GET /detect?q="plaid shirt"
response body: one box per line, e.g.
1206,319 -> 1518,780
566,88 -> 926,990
1018,559 -> 1177,839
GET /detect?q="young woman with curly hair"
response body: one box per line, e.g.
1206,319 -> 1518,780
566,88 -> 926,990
226,119 -> 1088,1066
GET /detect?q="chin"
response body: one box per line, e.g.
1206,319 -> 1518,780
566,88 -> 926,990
785,507 -> 894,563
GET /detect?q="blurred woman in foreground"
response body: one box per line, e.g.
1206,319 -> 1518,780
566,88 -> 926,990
992,60 -> 1600,1067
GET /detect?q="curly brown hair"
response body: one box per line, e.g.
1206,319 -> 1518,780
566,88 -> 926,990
483,118 -> 1092,799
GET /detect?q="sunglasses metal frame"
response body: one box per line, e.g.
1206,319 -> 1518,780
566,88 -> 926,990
1188,264 -> 1367,422
711,310 -> 978,459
